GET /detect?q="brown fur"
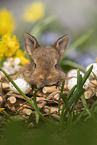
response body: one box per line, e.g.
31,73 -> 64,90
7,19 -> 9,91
17,33 -> 69,88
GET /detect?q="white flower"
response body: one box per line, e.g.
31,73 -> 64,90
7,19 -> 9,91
67,69 -> 84,78
2,57 -> 21,75
86,63 -> 97,79
67,77 -> 90,90
13,57 -> 20,65
3,61 -> 11,68
14,65 -> 21,72
1,66 -> 11,74
67,69 -> 90,90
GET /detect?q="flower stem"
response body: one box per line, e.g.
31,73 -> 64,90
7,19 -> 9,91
30,16 -> 56,37
65,29 -> 94,56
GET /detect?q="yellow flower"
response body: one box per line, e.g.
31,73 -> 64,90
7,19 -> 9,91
14,49 -> 30,65
0,53 -> 4,61
0,108 -> 5,111
0,32 -> 20,60
0,41 -> 5,61
0,8 -> 16,35
23,2 -> 45,23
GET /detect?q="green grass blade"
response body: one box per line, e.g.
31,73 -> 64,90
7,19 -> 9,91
59,29 -> 93,63
60,80 -> 65,93
72,66 -> 93,112
1,110 -> 12,121
33,90 -> 38,111
72,110 -> 86,125
75,104 -> 78,116
67,111 -> 74,125
60,104 -> 65,118
60,104 -> 65,127
59,81 -> 66,127
33,90 -> 40,123
67,85 -> 77,100
71,89 -> 85,113
63,88 -> 85,119
91,101 -> 97,121
59,80 -> 65,116
61,94 -> 70,113
60,65 -> 93,122
92,72 -> 97,81
82,65 -> 93,85
70,65 -> 93,116
70,89 -> 85,109
65,29 -> 93,56
30,16 -> 56,37
35,111 -> 40,124
81,94 -> 91,117
71,69 -> 83,112
26,112 -> 33,127
58,95 -> 61,116
77,69 -> 83,91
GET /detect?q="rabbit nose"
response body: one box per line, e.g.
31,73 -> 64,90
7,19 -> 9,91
46,75 -> 52,80
39,74 -> 48,82
39,74 -> 44,80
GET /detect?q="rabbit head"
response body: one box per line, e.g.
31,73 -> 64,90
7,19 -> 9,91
22,33 -> 69,88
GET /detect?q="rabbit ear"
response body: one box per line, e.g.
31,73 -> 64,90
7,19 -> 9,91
54,35 -> 69,56
24,33 -> 40,56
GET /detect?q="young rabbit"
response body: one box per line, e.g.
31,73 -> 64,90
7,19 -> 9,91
17,33 -> 69,88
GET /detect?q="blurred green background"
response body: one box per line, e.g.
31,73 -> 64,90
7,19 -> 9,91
0,0 -> 97,67
0,0 -> 97,32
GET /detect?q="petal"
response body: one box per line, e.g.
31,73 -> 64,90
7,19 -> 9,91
15,49 -> 24,57
0,108 -> 5,111
20,56 -> 30,65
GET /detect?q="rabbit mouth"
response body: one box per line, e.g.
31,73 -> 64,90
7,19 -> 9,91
36,81 -> 60,89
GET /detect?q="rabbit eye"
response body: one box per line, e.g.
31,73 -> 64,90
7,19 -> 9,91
34,63 -> 36,68
55,64 -> 61,70
55,64 -> 59,69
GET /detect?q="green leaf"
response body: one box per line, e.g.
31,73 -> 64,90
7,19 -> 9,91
61,94 -> 70,113
59,29 -> 93,64
35,111 -> 40,124
65,29 -> 93,56
81,94 -> 91,117
77,69 -> 83,91
33,90 -> 40,123
59,80 -> 65,116
33,90 -> 38,111
91,101 -> 97,121
61,80 -> 65,93
67,111 -> 73,125
67,85 -> 77,100
92,72 -> 97,81
1,110 -> 12,121
72,110 -> 86,125
82,65 -> 93,85
30,16 -> 57,37
63,88 -> 85,119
